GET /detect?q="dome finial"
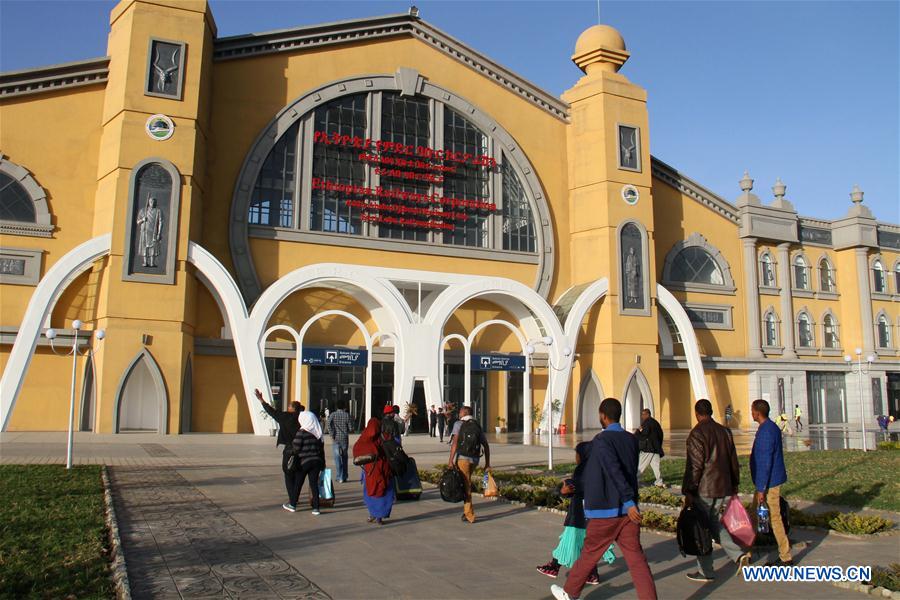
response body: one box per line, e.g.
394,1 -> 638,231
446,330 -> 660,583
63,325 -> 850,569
850,184 -> 864,204
572,25 -> 630,74
772,177 -> 786,200
739,171 -> 753,192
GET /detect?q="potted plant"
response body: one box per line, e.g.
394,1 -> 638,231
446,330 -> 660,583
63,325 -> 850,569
550,399 -> 562,434
495,416 -> 507,434
532,405 -> 544,434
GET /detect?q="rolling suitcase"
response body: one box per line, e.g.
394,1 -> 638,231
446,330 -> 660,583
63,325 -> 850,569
394,456 -> 422,501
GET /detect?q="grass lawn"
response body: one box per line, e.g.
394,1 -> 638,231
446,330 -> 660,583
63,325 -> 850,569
0,465 -> 113,599
535,449 -> 900,512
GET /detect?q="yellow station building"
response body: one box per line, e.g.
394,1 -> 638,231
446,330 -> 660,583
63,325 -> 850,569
1,0 -> 898,437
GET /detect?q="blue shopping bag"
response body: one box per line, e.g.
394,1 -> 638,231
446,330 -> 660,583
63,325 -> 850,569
319,468 -> 334,500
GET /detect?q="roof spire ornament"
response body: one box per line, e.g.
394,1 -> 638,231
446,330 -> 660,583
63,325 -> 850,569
735,170 -> 761,207
772,177 -> 786,201
739,171 -> 753,192
850,184 -> 864,204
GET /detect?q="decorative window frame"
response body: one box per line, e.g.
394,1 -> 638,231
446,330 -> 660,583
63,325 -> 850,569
758,250 -> 779,293
616,123 -> 642,173
820,309 -> 842,356
661,232 -> 736,295
144,37 -> 186,100
0,246 -> 43,285
229,70 -> 555,304
816,254 -> 839,299
616,219 -> 652,317
682,302 -> 734,331
122,157 -> 182,284
795,308 -> 816,354
870,254 -> 890,298
893,259 -> 900,296
761,306 -> 782,353
874,309 -> 893,350
791,251 -> 813,296
0,155 -> 53,237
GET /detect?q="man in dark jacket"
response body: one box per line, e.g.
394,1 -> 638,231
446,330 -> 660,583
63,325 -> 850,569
682,399 -> 750,582
750,399 -> 791,566
636,409 -> 665,488
429,405 -> 437,437
551,398 -> 657,600
255,388 -> 304,499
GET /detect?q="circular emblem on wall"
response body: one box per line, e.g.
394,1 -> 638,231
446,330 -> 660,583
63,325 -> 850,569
621,184 -> 640,205
145,114 -> 175,141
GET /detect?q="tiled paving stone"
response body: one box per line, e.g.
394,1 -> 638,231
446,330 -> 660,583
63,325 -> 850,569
109,466 -> 330,600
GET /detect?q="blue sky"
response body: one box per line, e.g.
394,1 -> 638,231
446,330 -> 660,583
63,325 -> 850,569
1,1 -> 897,222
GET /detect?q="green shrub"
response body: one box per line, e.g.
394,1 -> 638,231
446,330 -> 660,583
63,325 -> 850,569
641,510 -> 677,533
868,563 -> 900,592
876,440 -> 900,451
827,513 -> 894,535
639,486 -> 682,508
789,507 -> 838,528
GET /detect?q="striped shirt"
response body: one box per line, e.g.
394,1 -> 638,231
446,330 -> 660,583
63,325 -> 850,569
327,409 -> 354,447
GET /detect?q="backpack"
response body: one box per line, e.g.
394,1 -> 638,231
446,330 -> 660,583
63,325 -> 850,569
456,419 -> 483,459
677,505 -> 713,557
381,435 -> 409,476
439,467 -> 467,503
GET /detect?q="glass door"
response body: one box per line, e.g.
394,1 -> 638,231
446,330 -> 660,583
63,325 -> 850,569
507,371 -> 523,432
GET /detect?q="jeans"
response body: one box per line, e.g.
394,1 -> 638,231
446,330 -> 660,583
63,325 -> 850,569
288,460 -> 323,509
564,516 -> 657,600
332,442 -> 348,482
638,452 -> 663,486
695,495 -> 744,577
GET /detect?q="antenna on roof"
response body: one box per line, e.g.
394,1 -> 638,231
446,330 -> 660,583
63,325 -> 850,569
597,0 -> 601,23
409,5 -> 420,18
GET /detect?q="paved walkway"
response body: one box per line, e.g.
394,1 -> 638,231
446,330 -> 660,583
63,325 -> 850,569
2,432 -> 896,599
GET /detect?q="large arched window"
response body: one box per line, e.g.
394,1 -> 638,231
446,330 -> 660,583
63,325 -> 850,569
872,258 -> 887,294
246,90 -> 536,252
797,311 -> 814,348
662,233 -> 735,293
0,156 -> 53,237
876,311 -> 892,348
818,257 -> 836,293
822,312 -> 839,349
759,251 -> 776,287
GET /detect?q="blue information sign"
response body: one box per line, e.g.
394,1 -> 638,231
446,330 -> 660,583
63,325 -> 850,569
302,347 -> 368,367
471,353 -> 526,372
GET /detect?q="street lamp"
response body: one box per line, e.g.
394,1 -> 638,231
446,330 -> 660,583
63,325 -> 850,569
46,320 -> 105,469
844,347 -> 875,452
526,337 -> 573,469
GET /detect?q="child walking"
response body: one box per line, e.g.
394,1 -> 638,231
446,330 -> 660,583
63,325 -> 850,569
536,442 -> 615,584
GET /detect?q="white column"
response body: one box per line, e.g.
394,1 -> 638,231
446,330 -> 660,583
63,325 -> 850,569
742,237 -> 764,358
855,247 -> 876,354
777,243 -> 796,359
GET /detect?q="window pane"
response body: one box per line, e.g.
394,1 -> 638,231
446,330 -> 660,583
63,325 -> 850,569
310,94 -> 367,234
878,317 -> 891,347
819,262 -> 834,292
249,122 -> 298,227
0,173 -> 36,222
378,92 -> 430,242
670,247 -> 724,285
873,263 -> 886,293
501,159 -> 535,252
765,314 -> 777,346
442,107 -> 490,248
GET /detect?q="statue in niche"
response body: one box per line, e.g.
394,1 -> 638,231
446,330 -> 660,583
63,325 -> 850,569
625,247 -> 640,306
152,46 -> 180,94
619,126 -> 639,170
136,196 -> 164,268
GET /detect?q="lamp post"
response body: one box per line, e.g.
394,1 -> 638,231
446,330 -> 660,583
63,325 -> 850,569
525,336 -> 572,470
844,347 -> 875,452
46,320 -> 105,469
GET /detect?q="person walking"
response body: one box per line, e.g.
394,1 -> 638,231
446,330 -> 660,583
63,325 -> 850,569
381,404 -> 403,441
447,406 -> 490,523
429,405 -> 437,437
537,442 -> 611,585
724,404 -> 734,427
550,398 -> 656,600
682,399 -> 750,583
255,389 -> 304,506
326,400 -> 354,484
636,409 -> 665,488
436,407 -> 446,442
286,411 -> 326,515
353,416 -> 395,525
793,404 -> 803,432
750,399 -> 792,566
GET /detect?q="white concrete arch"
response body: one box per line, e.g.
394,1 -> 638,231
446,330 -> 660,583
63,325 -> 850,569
0,233 -> 111,431
260,324 -> 304,402
656,284 -> 709,400
621,366 -> 654,432
467,318 -> 532,432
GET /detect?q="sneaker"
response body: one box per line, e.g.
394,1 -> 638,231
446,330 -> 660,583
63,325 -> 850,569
585,572 -> 600,585
282,503 -> 296,513
311,510 -> 321,516
737,552 -> 752,574
549,584 -> 576,600
536,563 -> 559,579
685,572 -> 714,583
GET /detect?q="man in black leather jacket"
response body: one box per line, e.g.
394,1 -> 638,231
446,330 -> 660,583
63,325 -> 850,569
255,388 -> 304,498
636,409 -> 665,488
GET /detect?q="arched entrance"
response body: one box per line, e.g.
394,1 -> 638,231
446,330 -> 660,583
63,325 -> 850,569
577,369 -> 604,432
115,350 -> 168,433
622,367 -> 653,432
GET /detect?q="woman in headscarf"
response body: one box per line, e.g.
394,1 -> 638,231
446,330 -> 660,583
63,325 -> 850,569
353,416 -> 394,525
536,441 -> 615,583
285,411 -> 326,515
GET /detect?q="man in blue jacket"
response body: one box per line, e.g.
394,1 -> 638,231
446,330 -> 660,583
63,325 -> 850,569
750,399 -> 792,566
551,398 -> 657,600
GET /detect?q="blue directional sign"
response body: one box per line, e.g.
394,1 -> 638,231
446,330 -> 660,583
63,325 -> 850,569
302,347 -> 368,367
471,353 -> 526,372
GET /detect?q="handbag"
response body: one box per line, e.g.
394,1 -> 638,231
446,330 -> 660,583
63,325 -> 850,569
484,470 -> 499,498
310,469 -> 335,508
721,495 -> 756,547
285,452 -> 299,472
353,453 -> 376,466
